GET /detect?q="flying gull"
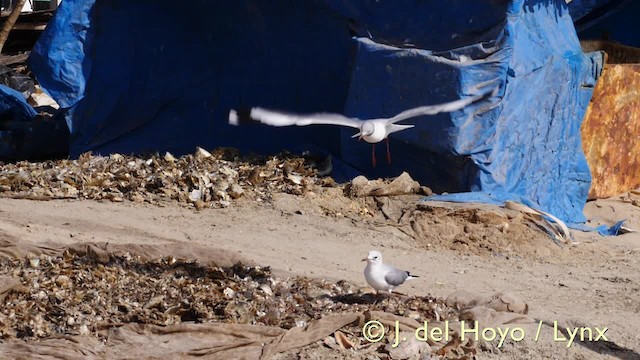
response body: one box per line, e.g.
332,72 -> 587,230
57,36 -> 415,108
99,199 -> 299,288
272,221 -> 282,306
229,86 -> 497,167
362,250 -> 419,294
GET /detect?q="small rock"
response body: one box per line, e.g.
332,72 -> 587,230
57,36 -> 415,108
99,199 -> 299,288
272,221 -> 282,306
420,186 -> 433,196
130,193 -> 145,203
259,284 -> 273,296
67,317 -> 75,326
370,172 -> 420,196
295,319 -> 307,328
216,181 -> 230,192
286,173 -> 303,185
78,324 -> 90,336
248,167 -> 262,185
194,200 -> 207,210
189,189 -> 202,202
143,295 -> 165,310
323,336 -> 338,349
295,210 -> 305,215
55,275 -> 71,288
224,287 -> 236,299
228,184 -> 244,199
195,147 -> 212,158
348,175 -> 370,197
28,257 -> 40,268
164,152 -> 176,163
34,290 -> 47,301
385,331 -> 430,360
320,177 -> 336,187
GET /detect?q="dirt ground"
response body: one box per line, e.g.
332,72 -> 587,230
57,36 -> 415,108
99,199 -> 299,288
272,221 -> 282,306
1,183 -> 639,359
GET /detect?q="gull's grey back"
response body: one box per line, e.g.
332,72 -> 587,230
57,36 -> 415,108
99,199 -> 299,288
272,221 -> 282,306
382,264 -> 410,286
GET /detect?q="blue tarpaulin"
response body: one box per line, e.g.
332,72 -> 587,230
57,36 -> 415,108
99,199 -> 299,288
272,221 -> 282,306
570,0 -> 640,47
0,85 -> 69,161
0,85 -> 37,157
26,0 -> 622,233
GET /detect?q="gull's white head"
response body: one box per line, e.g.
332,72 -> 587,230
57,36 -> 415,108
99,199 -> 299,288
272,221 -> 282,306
352,121 -> 376,140
362,250 -> 382,264
361,122 -> 375,137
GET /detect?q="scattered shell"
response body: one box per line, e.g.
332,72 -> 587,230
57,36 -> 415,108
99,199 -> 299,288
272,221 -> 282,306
27,256 -> 40,269
334,330 -> 355,350
78,324 -> 90,336
0,251 -> 458,342
195,147 -> 212,158
164,152 -> 176,163
189,189 -> 203,202
143,295 -> 164,310
260,284 -> 273,296
0,148 -> 327,209
386,331 -> 430,360
323,336 -> 339,350
223,287 -> 236,299
287,173 -> 303,185
55,275 -> 71,287
228,184 -> 244,199
295,319 -> 307,328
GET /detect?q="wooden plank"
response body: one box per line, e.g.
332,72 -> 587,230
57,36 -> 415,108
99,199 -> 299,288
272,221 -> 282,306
0,53 -> 28,66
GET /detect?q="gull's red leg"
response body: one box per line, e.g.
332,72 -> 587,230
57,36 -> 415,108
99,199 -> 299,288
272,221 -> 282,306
385,138 -> 391,164
371,144 -> 377,168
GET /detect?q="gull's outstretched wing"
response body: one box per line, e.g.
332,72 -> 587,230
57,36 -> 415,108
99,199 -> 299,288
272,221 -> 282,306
229,107 -> 363,130
386,85 -> 498,124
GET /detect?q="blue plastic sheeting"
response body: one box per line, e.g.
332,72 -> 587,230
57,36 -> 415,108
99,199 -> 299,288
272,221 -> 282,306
335,2 -> 607,229
0,85 -> 36,159
569,0 -> 631,23
571,0 -> 640,47
0,85 -> 36,123
27,0 -> 618,232
0,85 -> 37,158
0,85 -> 69,161
29,0 -> 355,160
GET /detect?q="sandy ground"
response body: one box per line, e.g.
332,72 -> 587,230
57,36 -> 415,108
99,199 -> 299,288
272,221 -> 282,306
0,188 -> 639,359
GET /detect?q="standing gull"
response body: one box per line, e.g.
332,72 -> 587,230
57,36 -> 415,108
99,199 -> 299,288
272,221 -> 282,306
362,250 -> 419,295
229,86 -> 497,167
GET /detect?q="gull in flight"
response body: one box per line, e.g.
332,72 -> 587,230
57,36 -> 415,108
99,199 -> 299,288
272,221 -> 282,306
362,250 -> 419,295
229,86 -> 497,167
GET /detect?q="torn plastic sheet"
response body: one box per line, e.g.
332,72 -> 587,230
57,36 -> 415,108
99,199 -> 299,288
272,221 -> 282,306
26,0 -> 622,234
424,192 -> 624,236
